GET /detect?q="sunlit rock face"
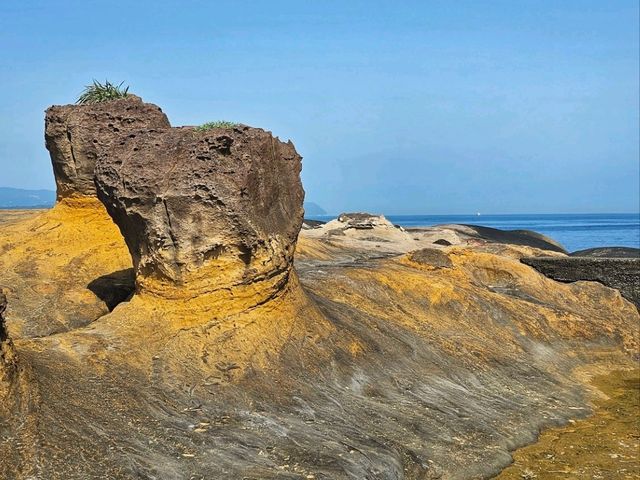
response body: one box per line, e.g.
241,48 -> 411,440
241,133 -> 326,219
95,125 -> 304,302
45,96 -> 170,201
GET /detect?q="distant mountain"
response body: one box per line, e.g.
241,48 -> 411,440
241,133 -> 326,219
304,201 -> 327,216
0,187 -> 55,208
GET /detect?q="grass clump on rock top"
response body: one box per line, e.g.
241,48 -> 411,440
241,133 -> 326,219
76,80 -> 130,104
195,121 -> 238,131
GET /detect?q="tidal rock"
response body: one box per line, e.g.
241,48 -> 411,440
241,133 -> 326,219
433,238 -> 452,246
521,256 -> 640,308
301,219 -> 326,230
45,96 -> 170,200
95,125 -> 304,301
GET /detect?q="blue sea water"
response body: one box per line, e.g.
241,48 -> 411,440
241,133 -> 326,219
307,213 -> 640,252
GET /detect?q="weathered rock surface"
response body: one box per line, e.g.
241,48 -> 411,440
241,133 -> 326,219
337,212 -> 387,229
297,214 -> 569,264
301,218 -> 326,229
299,213 -> 420,258
0,199 -> 133,338
1,233 -> 637,480
0,291 -> 17,393
433,238 -> 452,246
521,256 -> 640,308
45,96 -> 170,200
0,291 -> 23,437
94,125 -> 304,303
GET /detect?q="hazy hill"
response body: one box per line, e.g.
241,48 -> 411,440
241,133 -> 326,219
303,201 -> 327,215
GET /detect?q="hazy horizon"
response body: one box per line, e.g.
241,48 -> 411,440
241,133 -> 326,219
1,1 -> 638,215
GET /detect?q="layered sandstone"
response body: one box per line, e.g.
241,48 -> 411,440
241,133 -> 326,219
94,125 -> 304,305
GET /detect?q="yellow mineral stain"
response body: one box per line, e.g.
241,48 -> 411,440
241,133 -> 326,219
0,198 -> 131,336
0,197 -> 129,275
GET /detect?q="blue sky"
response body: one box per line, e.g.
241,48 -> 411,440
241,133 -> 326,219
1,0 -> 638,214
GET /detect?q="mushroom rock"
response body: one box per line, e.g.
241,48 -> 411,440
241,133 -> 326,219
95,125 -> 305,307
45,95 -> 170,202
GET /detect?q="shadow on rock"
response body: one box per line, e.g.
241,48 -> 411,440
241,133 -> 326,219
87,268 -> 135,311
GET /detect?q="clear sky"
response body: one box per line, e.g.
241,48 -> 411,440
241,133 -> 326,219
1,0 -> 638,214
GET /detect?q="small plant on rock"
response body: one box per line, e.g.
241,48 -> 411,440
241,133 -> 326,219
195,121 -> 238,131
76,80 -> 130,104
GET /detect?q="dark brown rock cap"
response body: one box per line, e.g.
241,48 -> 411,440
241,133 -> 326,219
45,95 -> 170,201
95,124 -> 305,301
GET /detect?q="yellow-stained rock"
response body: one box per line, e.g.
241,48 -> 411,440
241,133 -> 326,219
0,198 -> 131,338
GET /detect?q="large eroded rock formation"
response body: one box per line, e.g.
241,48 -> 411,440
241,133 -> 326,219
94,125 -> 304,303
45,95 -> 170,200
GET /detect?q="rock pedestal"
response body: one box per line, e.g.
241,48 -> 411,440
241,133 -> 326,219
95,125 -> 304,303
45,96 -> 170,201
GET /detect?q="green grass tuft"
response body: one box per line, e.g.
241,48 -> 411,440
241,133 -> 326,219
76,80 -> 130,104
195,121 -> 238,131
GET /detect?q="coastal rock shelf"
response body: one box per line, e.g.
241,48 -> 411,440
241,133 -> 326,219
0,98 -> 637,479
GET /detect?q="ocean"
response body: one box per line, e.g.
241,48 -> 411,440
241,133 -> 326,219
308,213 -> 640,252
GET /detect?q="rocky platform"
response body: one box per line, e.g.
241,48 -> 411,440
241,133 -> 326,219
0,103 -> 638,479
